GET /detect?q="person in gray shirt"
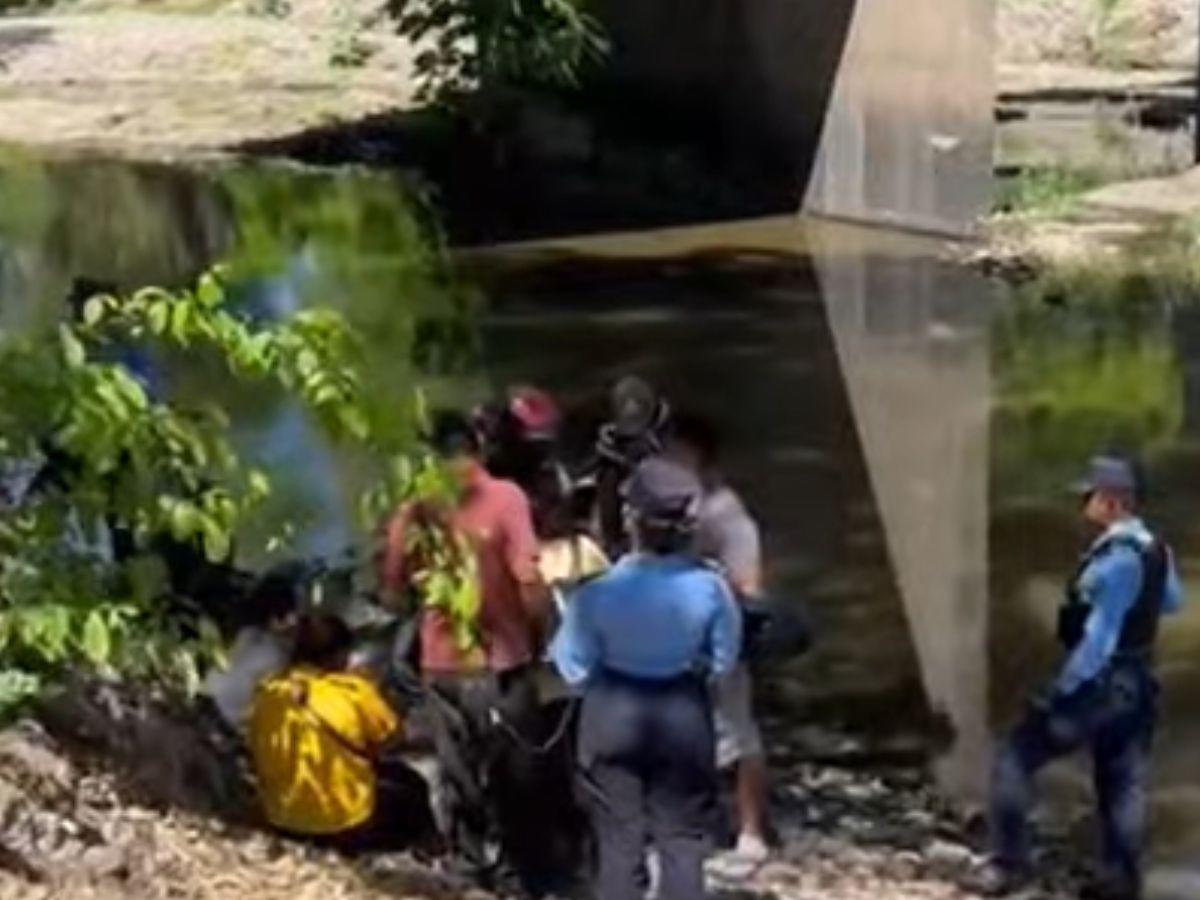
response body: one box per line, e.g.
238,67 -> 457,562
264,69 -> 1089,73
667,414 -> 771,873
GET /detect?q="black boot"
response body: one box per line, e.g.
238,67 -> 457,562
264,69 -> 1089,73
1080,875 -> 1141,900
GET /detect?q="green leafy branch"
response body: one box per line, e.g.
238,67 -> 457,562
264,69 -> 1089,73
390,0 -> 609,109
0,270 -> 410,717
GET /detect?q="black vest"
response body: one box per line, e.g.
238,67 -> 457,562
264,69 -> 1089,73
1058,531 -> 1169,659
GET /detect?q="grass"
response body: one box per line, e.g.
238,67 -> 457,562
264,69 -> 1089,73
993,165 -> 1106,219
1008,211 -> 1200,306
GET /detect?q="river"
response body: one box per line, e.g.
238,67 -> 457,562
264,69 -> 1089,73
1,148 -> 1198,895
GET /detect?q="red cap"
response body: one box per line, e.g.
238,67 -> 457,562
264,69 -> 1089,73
508,386 -> 560,440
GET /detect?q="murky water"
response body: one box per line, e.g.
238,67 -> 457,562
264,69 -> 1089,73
2,151 -> 1199,892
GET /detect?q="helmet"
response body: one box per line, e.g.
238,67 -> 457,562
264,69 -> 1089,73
611,376 -> 659,438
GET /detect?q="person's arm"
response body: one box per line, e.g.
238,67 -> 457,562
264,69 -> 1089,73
720,513 -> 763,599
1055,546 -> 1143,696
500,485 -> 550,619
708,577 -> 744,680
355,678 -> 402,756
379,504 -> 415,605
549,589 -> 601,688
595,464 -> 627,559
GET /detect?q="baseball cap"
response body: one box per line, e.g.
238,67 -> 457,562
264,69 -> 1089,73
508,386 -> 560,440
1072,455 -> 1141,497
623,457 -> 702,521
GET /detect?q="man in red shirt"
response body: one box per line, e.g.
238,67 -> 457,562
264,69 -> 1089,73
381,410 -> 550,886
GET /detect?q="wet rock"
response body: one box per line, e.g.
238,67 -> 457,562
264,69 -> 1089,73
78,845 -> 128,878
921,838 -> 978,880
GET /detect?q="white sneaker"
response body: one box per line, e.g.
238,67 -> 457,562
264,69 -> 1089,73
733,833 -> 770,863
644,848 -> 661,900
706,833 -> 770,882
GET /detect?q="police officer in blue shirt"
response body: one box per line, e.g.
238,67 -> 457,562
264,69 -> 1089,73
551,457 -> 742,900
973,456 -> 1184,899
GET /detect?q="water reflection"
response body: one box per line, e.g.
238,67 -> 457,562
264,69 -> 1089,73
0,149 -> 479,562
812,223 -> 998,801
989,284 -> 1200,882
469,217 -> 1200,887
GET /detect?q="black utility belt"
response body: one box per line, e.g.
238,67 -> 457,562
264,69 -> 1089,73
595,668 -> 706,690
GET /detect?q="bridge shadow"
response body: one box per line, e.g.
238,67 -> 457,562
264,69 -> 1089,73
235,0 -> 859,246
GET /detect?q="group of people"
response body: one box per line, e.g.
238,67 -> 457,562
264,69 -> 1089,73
209,376 -> 777,897
205,372 -> 1184,900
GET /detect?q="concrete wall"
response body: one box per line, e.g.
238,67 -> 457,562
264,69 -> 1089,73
594,0 -> 994,235
805,0 -> 995,235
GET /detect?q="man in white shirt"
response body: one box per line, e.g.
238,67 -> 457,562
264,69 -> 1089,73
667,414 -> 770,871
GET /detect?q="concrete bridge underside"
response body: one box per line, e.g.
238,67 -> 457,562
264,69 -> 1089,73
595,0 -> 994,236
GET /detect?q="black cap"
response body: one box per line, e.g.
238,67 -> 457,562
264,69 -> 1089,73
1072,455 -> 1141,496
623,457 -> 702,521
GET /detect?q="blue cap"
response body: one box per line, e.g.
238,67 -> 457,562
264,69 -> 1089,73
1072,455 -> 1139,496
623,457 -> 701,520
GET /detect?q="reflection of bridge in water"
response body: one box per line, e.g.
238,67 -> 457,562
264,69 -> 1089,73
469,217 -> 1000,809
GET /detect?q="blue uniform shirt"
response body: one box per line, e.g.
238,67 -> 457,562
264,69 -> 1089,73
1056,517 -> 1184,696
550,553 -> 742,687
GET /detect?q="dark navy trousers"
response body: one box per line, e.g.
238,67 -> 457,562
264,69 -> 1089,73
990,660 -> 1159,891
577,671 -> 717,900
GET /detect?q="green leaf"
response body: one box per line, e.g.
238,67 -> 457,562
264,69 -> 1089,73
81,611 -> 112,665
339,406 -> 370,440
197,273 -> 225,309
170,302 -> 192,344
200,515 -> 231,562
0,670 -> 43,718
82,296 -> 109,327
168,500 -> 200,542
59,326 -> 87,368
111,371 -> 148,411
248,469 -> 271,500
313,384 -> 341,406
95,381 -> 130,420
148,301 -> 170,336
296,349 -> 319,377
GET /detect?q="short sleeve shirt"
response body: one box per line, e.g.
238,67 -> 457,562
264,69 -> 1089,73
695,487 -> 761,591
419,473 -> 541,673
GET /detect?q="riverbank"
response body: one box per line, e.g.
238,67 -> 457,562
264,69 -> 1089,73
0,696 -> 1079,900
0,10 -> 416,157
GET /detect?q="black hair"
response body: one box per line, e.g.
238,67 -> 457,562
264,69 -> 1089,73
429,409 -> 481,458
292,614 -> 354,670
632,515 -> 696,556
669,412 -> 721,468
65,278 -> 117,320
246,567 -> 304,627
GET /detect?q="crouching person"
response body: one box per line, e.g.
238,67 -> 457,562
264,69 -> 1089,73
249,614 -> 427,852
551,458 -> 742,900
